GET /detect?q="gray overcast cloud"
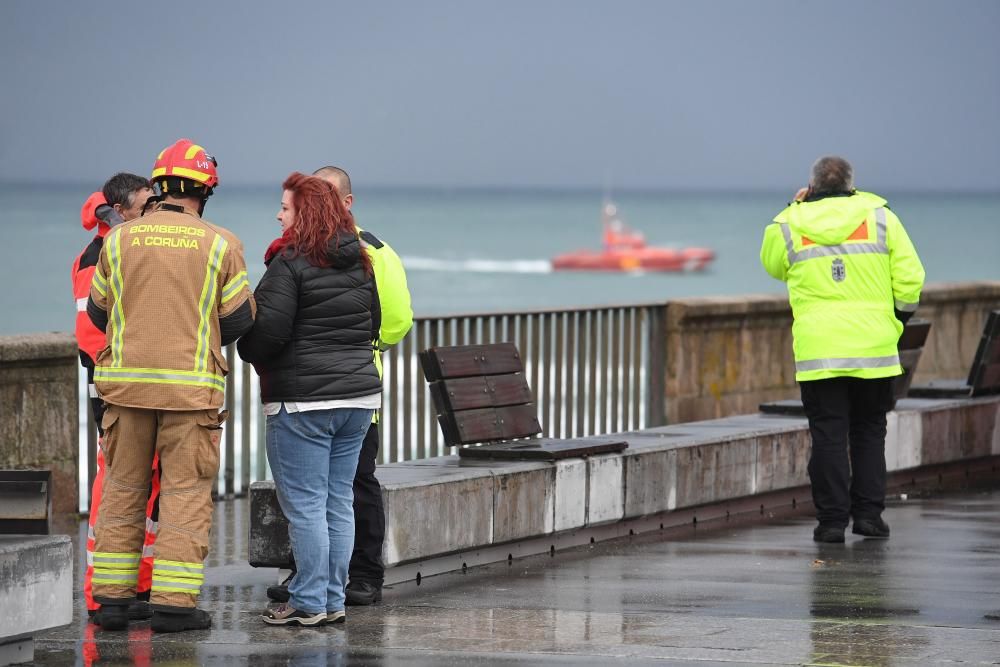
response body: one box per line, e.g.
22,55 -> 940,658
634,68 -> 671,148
2,0 -> 998,190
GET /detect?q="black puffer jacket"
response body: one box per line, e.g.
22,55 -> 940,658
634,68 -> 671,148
237,231 -> 381,403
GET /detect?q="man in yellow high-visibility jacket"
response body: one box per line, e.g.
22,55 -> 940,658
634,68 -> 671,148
760,156 -> 925,544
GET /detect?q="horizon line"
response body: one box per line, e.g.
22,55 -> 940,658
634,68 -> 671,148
2,180 -> 999,196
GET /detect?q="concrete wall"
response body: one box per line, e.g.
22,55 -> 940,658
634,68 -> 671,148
0,334 -> 78,515
662,281 -> 1000,424
249,395 -> 1000,571
0,536 -> 73,654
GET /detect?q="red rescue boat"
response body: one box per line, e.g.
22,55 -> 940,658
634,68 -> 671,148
551,202 -> 714,272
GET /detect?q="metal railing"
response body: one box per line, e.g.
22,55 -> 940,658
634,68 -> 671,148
80,302 -> 667,507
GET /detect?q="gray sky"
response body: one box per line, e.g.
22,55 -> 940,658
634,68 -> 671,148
2,0 -> 998,191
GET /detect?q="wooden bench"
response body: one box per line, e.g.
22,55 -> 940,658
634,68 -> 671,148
419,342 -> 627,460
759,318 -> 932,416
909,309 -> 1000,398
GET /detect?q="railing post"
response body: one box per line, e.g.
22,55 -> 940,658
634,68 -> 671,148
86,400 -> 97,512
645,305 -> 668,427
224,343 -> 236,497
241,359 -> 252,494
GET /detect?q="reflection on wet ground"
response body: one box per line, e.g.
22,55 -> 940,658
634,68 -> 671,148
35,489 -> 1000,665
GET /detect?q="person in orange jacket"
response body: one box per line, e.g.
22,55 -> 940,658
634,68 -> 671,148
73,173 -> 160,624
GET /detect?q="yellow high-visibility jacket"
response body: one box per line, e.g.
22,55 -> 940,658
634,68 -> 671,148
760,191 -> 925,381
359,227 -> 413,422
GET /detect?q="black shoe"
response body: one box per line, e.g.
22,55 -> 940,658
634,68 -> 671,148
345,581 -> 382,606
266,571 -> 294,603
853,517 -> 890,539
128,600 -> 153,621
266,584 -> 290,603
813,525 -> 845,543
95,604 -> 129,631
151,608 -> 212,633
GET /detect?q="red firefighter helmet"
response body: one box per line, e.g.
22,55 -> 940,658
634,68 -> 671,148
151,138 -> 218,197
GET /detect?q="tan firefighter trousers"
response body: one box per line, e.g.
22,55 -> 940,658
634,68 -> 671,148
92,404 -> 225,609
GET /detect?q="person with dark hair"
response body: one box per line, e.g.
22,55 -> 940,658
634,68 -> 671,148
264,166 -> 412,608
238,172 -> 382,627
88,139 -> 255,633
761,156 -> 925,544
73,172 -> 159,625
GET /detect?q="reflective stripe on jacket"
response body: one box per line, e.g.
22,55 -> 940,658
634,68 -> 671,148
760,191 -> 925,381
73,192 -> 114,363
89,204 -> 255,410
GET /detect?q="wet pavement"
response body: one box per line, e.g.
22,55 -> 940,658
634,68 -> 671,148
34,488 -> 1000,666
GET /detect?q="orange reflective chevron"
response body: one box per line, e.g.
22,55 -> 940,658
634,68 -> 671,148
801,220 -> 870,247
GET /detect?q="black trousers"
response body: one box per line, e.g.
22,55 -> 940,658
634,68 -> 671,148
348,423 -> 385,585
799,376 -> 895,529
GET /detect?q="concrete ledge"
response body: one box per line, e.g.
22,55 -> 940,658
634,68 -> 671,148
0,334 -> 77,365
0,334 -> 79,515
248,395 -> 1000,572
0,535 -> 73,662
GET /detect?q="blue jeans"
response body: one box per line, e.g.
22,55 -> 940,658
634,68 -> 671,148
266,405 -> 373,613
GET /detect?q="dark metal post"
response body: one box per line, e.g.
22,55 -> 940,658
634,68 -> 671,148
645,305 -> 668,427
224,344 -> 236,497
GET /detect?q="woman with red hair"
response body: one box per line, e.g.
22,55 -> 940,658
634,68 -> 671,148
238,172 -> 381,626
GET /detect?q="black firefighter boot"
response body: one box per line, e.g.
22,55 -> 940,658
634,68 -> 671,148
151,605 -> 212,633
93,599 -> 132,631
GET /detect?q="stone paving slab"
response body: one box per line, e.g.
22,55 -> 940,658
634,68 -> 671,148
33,489 -> 1000,665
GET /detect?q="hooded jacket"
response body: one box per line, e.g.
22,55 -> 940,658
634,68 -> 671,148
237,231 -> 382,403
760,191 -> 925,381
73,192 -> 124,364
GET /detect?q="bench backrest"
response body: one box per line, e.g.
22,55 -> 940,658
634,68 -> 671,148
419,342 -> 542,446
969,310 -> 1000,396
893,318 -> 931,399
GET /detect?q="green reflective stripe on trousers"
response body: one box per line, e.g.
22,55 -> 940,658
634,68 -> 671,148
92,552 -> 141,564
93,564 -> 140,573
93,570 -> 138,585
783,208 -> 888,266
154,558 -> 204,570
94,367 -> 225,391
108,228 -> 126,366
154,563 -> 206,577
220,270 -> 248,304
152,573 -> 204,584
152,585 -> 201,594
894,299 -> 919,312
152,578 -> 201,591
93,568 -> 139,576
195,234 -> 228,373
795,354 -> 900,372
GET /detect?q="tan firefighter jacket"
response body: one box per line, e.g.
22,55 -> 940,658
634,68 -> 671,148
87,202 -> 255,410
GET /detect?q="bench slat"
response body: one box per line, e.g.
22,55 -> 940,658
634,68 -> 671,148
969,311 -> 1000,394
439,404 -> 541,445
898,319 -> 931,350
420,343 -> 524,380
429,374 -> 534,413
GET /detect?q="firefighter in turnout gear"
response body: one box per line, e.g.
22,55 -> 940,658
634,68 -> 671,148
73,174 -> 162,624
88,139 -> 256,633
760,156 -> 924,545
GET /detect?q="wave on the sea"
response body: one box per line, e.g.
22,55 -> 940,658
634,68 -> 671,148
402,256 -> 553,273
